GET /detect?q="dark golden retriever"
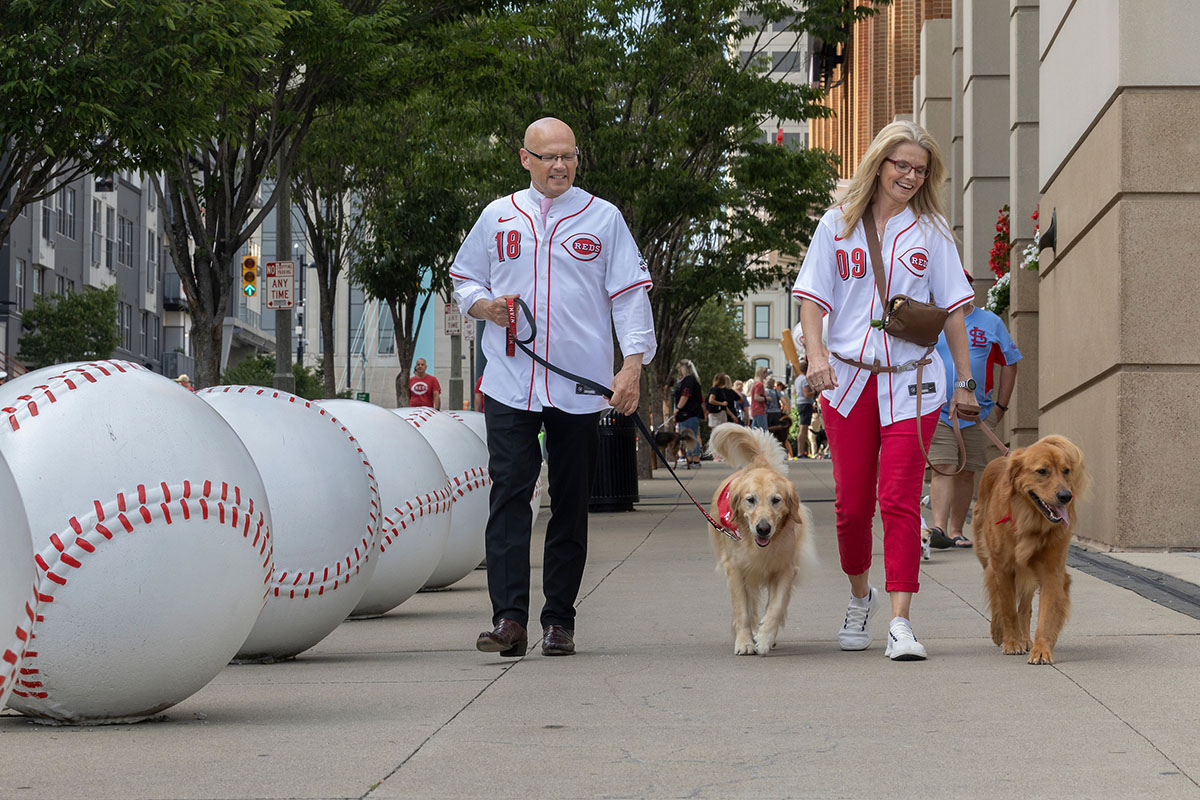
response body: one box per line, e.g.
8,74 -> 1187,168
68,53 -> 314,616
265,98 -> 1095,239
974,435 -> 1088,665
708,425 -> 814,655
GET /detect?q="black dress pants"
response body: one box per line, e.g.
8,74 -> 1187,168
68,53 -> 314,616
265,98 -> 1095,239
483,396 -> 603,631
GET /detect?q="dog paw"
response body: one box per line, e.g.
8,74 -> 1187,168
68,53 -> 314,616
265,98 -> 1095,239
753,637 -> 774,656
1001,640 -> 1030,655
734,637 -> 755,655
1027,646 -> 1055,665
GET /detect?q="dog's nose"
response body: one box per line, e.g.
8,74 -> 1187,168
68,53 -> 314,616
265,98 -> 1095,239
1056,489 -> 1073,504
755,520 -> 772,536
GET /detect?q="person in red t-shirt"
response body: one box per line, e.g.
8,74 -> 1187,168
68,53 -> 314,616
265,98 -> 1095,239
408,358 -> 441,408
473,374 -> 484,412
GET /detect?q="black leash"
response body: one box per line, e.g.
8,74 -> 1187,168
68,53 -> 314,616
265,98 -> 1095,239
505,298 -> 734,539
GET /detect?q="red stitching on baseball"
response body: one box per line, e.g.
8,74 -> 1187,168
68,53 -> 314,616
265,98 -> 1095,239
13,481 -> 273,702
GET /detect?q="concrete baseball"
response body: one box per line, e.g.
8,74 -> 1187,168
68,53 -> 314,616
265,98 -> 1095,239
445,409 -> 541,522
201,387 -> 381,661
317,400 -> 451,619
0,452 -> 37,711
393,408 -> 490,589
0,361 -> 273,724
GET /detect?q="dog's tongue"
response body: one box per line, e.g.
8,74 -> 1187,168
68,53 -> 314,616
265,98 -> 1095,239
1051,504 -> 1070,528
755,535 -> 771,547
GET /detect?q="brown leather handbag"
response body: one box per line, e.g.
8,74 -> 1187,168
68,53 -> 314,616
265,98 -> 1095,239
862,212 -> 948,348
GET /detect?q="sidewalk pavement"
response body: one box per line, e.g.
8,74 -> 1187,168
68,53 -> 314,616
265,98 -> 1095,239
3,459 -> 1199,799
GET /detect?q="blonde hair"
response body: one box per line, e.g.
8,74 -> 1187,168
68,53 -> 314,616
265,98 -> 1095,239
754,365 -> 768,380
837,120 -> 950,240
677,358 -> 699,381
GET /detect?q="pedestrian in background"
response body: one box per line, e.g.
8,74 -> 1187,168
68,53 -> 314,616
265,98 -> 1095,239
408,358 -> 441,409
794,119 -> 975,661
705,373 -> 738,428
749,366 -> 768,430
673,358 -> 703,468
792,360 -> 815,458
926,289 -> 1021,549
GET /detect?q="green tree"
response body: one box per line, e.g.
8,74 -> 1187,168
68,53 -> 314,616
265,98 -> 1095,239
220,353 -> 333,400
0,0 -> 287,249
682,298 -> 753,385
17,286 -> 119,369
497,0 -> 876,474
352,93 -> 511,406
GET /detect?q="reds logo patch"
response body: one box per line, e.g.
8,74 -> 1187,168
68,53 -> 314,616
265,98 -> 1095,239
561,233 -> 602,261
898,246 -> 930,277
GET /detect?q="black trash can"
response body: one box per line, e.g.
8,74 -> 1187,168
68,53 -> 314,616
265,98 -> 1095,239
589,409 -> 639,512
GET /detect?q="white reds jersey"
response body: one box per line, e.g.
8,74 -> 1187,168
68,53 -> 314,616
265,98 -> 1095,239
792,205 -> 973,425
450,185 -> 656,413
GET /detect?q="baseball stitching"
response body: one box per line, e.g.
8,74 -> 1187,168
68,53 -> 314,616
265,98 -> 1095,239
13,479 -> 273,702
199,386 -> 382,600
380,485 -> 453,553
1,583 -> 37,700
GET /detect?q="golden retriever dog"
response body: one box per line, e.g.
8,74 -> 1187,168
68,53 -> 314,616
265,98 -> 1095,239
707,425 -> 815,656
974,435 -> 1088,665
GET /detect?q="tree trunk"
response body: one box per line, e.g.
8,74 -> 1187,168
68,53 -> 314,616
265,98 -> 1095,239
191,310 -> 224,388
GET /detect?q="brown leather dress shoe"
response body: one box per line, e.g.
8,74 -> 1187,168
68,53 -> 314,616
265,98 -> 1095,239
541,624 -> 576,656
476,619 -> 527,657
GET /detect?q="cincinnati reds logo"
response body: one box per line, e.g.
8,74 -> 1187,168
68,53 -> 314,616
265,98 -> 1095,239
561,233 -> 602,261
898,246 -> 930,277
410,380 -> 431,395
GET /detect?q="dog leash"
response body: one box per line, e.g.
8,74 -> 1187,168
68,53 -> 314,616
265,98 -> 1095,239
505,297 -> 737,540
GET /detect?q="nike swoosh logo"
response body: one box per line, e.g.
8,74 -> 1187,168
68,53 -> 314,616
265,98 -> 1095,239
498,216 -> 516,223
834,234 -> 846,241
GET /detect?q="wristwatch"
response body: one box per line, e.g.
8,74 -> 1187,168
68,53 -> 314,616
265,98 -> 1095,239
954,378 -> 976,391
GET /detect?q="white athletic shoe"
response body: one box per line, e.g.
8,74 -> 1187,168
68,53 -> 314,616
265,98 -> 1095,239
838,586 -> 879,651
885,618 -> 928,661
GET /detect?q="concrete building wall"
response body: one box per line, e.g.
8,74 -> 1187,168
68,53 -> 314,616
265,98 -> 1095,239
1037,0 -> 1200,548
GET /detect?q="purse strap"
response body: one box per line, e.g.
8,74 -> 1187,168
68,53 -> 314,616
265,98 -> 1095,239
860,208 -> 890,315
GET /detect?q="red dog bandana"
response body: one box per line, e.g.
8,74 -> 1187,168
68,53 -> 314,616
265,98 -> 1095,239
716,483 -> 741,539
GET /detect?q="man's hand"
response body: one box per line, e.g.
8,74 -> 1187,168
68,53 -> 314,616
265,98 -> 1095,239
468,294 -> 520,327
609,356 -> 643,415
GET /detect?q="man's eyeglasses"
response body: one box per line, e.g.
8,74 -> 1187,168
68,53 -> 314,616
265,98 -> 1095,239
525,148 -> 580,164
883,157 -> 929,178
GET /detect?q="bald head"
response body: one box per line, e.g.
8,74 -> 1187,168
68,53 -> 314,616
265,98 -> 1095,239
520,117 -> 579,198
524,117 -> 575,150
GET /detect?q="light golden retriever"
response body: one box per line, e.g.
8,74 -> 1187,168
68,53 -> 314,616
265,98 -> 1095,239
708,425 -> 815,656
974,435 -> 1088,665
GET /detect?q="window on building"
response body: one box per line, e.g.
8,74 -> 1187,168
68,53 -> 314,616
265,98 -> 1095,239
140,312 -> 149,355
117,216 -> 135,267
66,279 -> 74,294
56,275 -> 65,296
754,356 -> 771,373
151,315 -> 160,360
349,285 -> 365,355
146,229 -> 157,292
14,259 -> 24,309
378,305 -> 395,354
146,178 -> 156,211
31,267 -> 44,296
91,200 -> 102,264
41,199 -> 52,240
55,187 -> 76,239
122,303 -> 133,350
105,208 -> 115,269
753,304 -> 771,339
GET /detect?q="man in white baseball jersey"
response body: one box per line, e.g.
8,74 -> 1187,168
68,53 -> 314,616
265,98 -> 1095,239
450,117 -> 656,658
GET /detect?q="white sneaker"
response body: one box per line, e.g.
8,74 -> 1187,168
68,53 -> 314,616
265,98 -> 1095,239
837,586 -> 879,650
885,618 -> 928,661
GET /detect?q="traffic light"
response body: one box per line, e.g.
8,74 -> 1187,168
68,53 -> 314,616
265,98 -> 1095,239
241,256 -> 257,297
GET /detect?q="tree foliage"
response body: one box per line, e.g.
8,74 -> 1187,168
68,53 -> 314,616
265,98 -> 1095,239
220,353 -> 336,400
681,297 -> 753,386
17,286 -> 119,369
0,0 -> 286,248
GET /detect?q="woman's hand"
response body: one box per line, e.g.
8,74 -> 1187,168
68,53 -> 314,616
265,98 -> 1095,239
806,353 -> 838,395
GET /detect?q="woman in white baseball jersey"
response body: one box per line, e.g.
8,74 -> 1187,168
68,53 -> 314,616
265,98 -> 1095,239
451,117 -> 655,659
793,120 -> 974,661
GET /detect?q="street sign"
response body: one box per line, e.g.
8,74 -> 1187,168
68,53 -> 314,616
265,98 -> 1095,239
443,302 -> 462,336
463,317 -> 475,342
355,392 -> 370,402
264,261 -> 295,310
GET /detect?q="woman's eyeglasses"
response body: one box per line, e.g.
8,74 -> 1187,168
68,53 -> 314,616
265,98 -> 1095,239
884,157 -> 929,178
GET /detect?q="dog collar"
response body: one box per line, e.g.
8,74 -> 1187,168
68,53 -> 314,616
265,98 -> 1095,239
996,512 -> 1011,524
716,483 -> 741,538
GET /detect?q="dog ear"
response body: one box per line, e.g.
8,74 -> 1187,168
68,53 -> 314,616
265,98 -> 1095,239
1006,447 -> 1026,489
784,482 -> 803,528
727,477 -> 743,518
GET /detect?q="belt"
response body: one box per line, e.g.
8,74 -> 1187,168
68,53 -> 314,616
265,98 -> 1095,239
833,348 -> 1010,474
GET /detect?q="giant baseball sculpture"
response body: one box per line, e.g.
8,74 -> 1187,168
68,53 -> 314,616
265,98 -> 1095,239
393,408 -> 490,589
0,453 -> 37,711
201,387 -> 382,660
445,409 -> 542,522
0,362 -> 273,724
317,400 -> 451,619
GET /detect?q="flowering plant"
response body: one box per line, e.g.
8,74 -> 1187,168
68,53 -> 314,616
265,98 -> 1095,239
988,205 -> 1013,279
985,272 -> 1010,314
1019,206 -> 1040,272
